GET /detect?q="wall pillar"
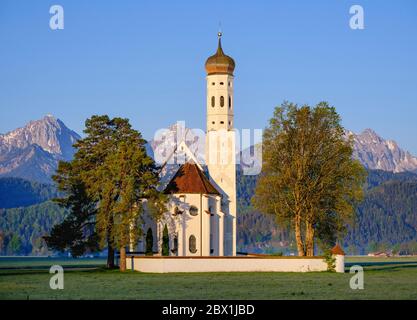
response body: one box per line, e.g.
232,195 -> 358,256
331,244 -> 346,273
202,195 -> 211,256
216,195 -> 224,256
232,214 -> 236,256
334,255 -> 345,273
181,202 -> 186,256
218,212 -> 224,256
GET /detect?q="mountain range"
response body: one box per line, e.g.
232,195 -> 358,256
1,116 -> 417,184
0,115 -> 80,183
347,129 -> 417,173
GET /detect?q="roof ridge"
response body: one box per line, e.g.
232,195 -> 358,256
194,162 -> 211,194
164,162 -> 220,195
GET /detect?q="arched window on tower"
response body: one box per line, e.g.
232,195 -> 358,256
211,96 -> 215,107
228,96 -> 232,109
220,96 -> 224,107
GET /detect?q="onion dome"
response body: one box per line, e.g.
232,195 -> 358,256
205,32 -> 235,76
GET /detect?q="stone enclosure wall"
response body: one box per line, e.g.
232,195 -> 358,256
125,255 -> 345,273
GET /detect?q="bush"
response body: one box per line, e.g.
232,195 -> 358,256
323,249 -> 336,272
145,228 -> 153,256
162,225 -> 169,256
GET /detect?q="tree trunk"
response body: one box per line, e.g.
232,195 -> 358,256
107,241 -> 115,269
305,221 -> 315,256
119,246 -> 126,272
106,214 -> 115,269
294,215 -> 306,256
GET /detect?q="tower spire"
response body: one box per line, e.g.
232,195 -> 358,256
205,29 -> 235,75
217,30 -> 223,54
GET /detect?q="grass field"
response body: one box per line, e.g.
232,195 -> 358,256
1,256 -> 417,300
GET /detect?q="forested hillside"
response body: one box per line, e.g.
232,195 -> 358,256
345,180 -> 417,254
1,170 -> 416,256
0,201 -> 67,255
0,177 -> 58,209
236,169 -> 417,254
0,177 -> 65,255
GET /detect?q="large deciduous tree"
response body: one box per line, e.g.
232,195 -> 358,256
252,102 -> 366,256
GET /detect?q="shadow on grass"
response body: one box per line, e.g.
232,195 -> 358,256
0,264 -> 105,270
345,261 -> 417,272
0,267 -> 109,277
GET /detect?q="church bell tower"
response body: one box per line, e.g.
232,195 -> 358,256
205,32 -> 237,256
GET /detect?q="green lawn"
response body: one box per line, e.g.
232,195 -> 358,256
1,256 -> 417,300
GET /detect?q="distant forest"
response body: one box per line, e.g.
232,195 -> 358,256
237,169 -> 417,255
0,201 -> 67,255
1,170 -> 417,256
0,177 -> 59,209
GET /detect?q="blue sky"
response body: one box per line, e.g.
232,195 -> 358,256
1,0 -> 417,153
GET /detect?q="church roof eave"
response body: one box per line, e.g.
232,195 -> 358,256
164,162 -> 221,195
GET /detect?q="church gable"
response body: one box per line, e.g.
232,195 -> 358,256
158,140 -> 204,191
164,162 -> 220,195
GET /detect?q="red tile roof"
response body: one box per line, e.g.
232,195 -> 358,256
331,244 -> 345,256
164,162 -> 221,195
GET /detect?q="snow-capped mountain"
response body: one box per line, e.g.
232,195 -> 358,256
0,115 -> 80,183
347,129 -> 417,173
152,123 -> 417,175
1,115 -> 416,184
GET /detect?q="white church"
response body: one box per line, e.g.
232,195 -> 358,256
128,34 -> 345,273
136,32 -> 237,257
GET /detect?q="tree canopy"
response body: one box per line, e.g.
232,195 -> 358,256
44,115 -> 165,268
252,102 -> 366,256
